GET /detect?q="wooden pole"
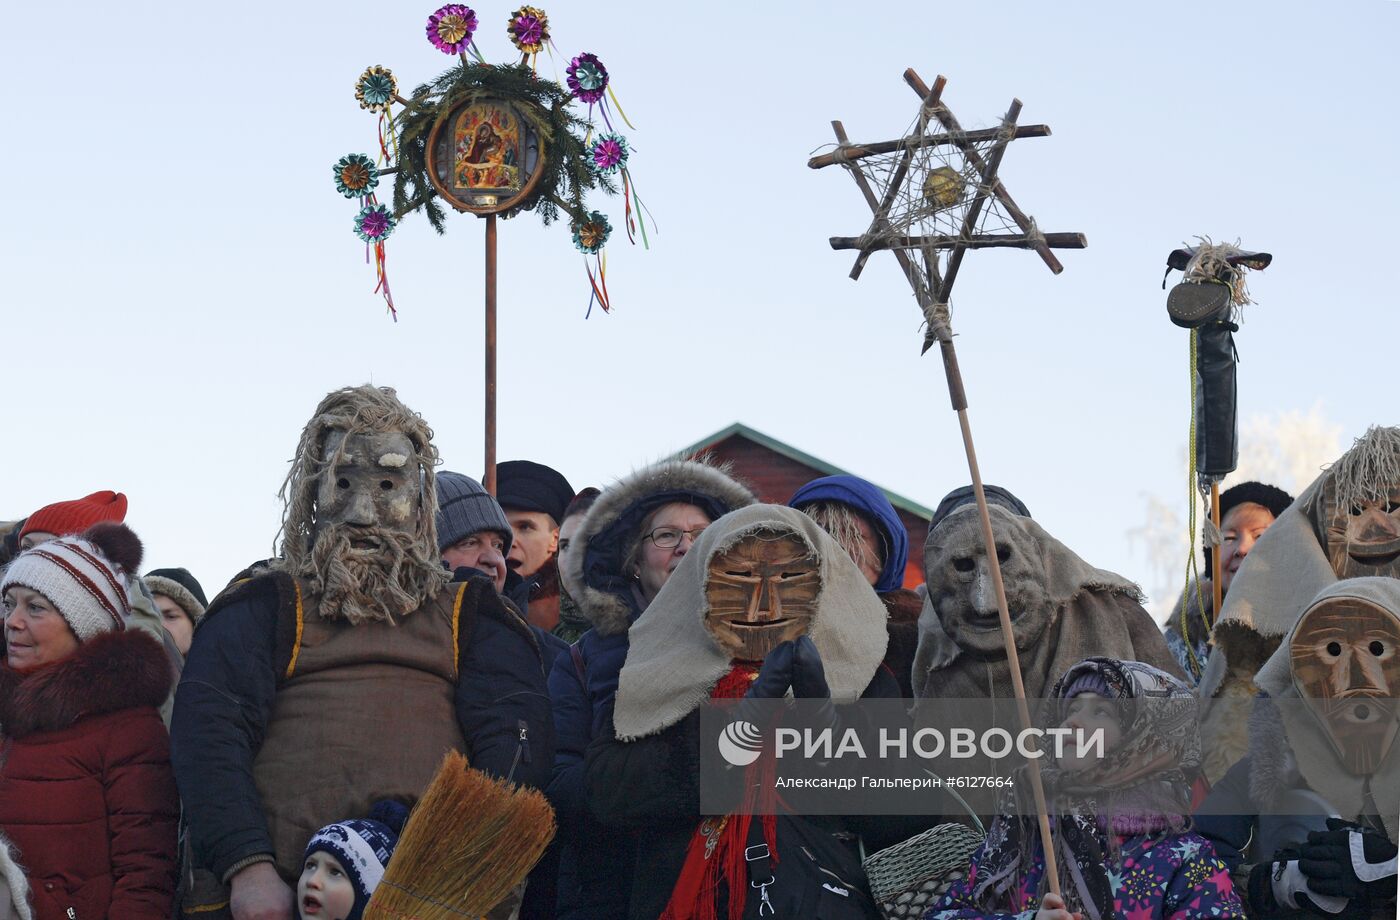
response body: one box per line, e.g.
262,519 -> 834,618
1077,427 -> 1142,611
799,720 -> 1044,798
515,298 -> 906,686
931,320 -> 1062,895
806,124 -> 1051,169
1211,482 -> 1223,615
831,232 -> 1087,252
484,213 -> 498,496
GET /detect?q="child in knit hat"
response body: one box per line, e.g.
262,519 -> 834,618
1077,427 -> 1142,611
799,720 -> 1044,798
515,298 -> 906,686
297,801 -> 409,920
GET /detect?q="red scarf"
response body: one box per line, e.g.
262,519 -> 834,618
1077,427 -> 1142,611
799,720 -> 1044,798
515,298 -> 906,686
660,663 -> 778,920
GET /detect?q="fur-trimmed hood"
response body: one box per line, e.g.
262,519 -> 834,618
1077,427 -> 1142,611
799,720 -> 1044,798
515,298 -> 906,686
0,629 -> 172,738
564,458 -> 756,636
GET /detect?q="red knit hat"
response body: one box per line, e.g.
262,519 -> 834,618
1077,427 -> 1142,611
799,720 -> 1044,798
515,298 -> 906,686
19,490 -> 128,540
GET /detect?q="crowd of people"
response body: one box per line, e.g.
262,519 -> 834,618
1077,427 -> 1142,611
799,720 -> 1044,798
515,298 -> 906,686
0,384 -> 1395,920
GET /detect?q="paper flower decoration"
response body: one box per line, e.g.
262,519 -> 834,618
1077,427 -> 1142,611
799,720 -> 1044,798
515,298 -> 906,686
333,153 -> 380,198
572,211 -> 611,254
355,65 -> 398,113
507,6 -> 549,54
427,4 -> 478,54
587,134 -> 628,175
566,53 -> 608,104
355,203 -> 397,242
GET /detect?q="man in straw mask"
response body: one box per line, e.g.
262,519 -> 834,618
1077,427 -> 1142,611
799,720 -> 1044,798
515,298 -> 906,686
172,385 -> 554,920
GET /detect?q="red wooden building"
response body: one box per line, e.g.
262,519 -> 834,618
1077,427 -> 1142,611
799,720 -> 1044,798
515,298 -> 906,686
675,423 -> 932,588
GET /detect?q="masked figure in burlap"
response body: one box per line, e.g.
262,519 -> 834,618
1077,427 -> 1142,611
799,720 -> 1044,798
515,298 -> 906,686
171,385 -> 554,919
585,504 -> 897,920
1196,577 -> 1399,918
1198,425 -> 1400,783
913,502 -> 1182,704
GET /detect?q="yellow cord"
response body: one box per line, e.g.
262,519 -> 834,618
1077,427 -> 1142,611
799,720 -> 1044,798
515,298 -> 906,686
1181,329 -> 1210,680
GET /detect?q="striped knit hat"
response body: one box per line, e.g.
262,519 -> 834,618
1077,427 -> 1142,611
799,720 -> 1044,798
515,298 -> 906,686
303,801 -> 409,920
1,523 -> 142,643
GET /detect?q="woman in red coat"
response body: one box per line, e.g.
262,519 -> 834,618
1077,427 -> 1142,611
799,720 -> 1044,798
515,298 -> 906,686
0,523 -> 178,920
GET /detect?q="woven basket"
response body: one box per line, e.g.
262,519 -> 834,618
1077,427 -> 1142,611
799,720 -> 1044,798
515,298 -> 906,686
862,823 -> 984,919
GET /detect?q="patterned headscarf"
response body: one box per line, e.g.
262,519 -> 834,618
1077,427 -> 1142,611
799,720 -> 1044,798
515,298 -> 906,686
971,658 -> 1199,920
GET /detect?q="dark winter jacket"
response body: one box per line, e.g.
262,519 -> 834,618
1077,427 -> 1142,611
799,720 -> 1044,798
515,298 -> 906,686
882,587 -> 923,698
171,569 -> 554,883
549,459 -> 756,919
0,630 -> 179,920
584,668 -> 902,920
547,629 -> 638,919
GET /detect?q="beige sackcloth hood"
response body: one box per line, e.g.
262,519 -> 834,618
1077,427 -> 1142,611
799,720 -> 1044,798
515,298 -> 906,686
613,504 -> 889,741
1254,576 -> 1400,841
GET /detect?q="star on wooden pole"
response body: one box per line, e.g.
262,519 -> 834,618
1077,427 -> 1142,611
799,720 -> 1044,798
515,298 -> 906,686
814,69 -> 1086,898
811,69 -> 1085,352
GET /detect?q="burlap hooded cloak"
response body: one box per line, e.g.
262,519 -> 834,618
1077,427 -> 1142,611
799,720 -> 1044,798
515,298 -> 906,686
612,504 -> 889,741
912,504 -> 1181,702
1251,577 -> 1400,842
1198,426 -> 1400,780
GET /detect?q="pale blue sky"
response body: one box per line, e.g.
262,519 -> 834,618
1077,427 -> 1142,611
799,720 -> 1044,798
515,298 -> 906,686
4,1 -> 1396,604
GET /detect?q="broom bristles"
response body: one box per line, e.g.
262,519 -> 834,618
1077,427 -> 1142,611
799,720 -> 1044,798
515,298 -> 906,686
364,751 -> 557,919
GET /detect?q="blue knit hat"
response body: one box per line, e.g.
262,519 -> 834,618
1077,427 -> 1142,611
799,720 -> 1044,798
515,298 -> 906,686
302,801 -> 409,920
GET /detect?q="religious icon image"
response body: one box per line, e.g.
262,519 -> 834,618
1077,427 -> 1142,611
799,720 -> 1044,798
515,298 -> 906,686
453,102 -> 522,192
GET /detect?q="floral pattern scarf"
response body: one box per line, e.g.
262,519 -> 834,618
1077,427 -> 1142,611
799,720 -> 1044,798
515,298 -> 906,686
969,658 -> 1200,920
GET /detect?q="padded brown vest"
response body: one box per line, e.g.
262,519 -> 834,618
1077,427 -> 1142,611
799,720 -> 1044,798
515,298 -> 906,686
252,580 -> 469,880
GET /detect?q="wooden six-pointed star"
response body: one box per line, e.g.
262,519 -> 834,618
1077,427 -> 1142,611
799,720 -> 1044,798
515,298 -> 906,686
812,69 -> 1086,895
811,68 -> 1085,351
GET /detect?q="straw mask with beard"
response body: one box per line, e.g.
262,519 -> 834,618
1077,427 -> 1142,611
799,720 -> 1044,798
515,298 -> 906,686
306,429 -> 436,625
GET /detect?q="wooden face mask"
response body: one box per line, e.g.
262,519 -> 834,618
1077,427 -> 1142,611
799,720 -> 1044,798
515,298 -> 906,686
1291,596 -> 1400,775
1319,483 -> 1400,579
704,529 -> 820,662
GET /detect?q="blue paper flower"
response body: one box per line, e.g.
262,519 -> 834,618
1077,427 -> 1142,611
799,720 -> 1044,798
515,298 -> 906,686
572,210 -> 611,253
333,153 -> 380,198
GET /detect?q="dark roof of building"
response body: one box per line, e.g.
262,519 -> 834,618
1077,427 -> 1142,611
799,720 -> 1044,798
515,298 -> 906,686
672,422 -> 934,520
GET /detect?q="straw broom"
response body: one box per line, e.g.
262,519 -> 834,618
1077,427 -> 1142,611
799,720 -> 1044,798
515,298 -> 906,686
363,751 -> 557,919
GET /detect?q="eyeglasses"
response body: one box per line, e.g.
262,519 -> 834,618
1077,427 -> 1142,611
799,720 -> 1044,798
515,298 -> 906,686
644,526 -> 707,549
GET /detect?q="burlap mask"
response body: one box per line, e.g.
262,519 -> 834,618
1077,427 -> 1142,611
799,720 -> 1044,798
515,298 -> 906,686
704,529 -> 819,661
924,504 -> 1055,656
1290,593 -> 1400,775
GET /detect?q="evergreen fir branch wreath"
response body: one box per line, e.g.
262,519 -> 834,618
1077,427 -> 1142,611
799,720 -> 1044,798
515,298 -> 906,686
332,5 -> 652,320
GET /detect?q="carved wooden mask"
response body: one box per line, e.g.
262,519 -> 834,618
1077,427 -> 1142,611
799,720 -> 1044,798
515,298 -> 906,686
1319,483 -> 1400,579
1291,596 -> 1400,775
704,529 -> 820,662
